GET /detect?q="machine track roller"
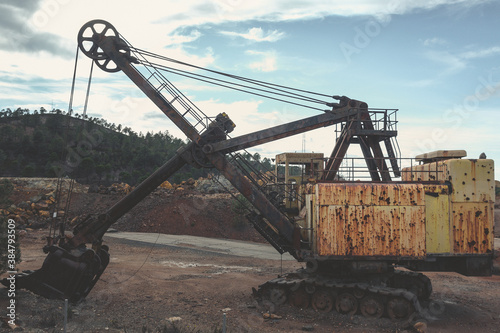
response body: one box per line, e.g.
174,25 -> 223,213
386,296 -> 414,320
359,295 -> 384,319
335,292 -> 358,315
311,289 -> 334,312
269,287 -> 287,306
288,287 -> 310,309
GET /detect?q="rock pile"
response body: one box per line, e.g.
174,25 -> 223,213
0,190 -> 62,229
89,182 -> 133,195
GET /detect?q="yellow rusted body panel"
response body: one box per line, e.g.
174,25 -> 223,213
424,185 -> 451,253
308,158 -> 494,258
401,158 -> 495,255
314,183 -> 426,257
451,202 -> 493,253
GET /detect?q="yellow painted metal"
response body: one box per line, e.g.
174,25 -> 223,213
424,185 -> 451,254
451,202 -> 493,253
314,183 -> 426,257
311,157 -> 494,258
400,158 -> 494,256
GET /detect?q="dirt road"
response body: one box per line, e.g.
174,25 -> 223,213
1,230 -> 500,332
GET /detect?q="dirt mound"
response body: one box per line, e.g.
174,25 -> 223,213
2,177 -> 264,244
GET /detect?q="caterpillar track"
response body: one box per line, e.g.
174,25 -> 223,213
253,269 -> 432,320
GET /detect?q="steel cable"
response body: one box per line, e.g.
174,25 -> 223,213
129,46 -> 333,111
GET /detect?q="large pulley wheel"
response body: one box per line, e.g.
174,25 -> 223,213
191,145 -> 213,168
78,20 -> 119,60
78,19 -> 129,73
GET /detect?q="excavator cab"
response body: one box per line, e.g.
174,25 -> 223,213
274,153 -> 324,214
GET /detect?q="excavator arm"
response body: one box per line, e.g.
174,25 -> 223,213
3,20 -> 384,302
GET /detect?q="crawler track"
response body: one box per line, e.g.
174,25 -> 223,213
254,269 -> 432,320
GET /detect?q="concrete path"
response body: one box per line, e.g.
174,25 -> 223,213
105,231 -> 500,262
104,231 -> 296,261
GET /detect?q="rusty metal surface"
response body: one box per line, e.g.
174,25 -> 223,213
402,159 -> 495,255
322,108 -> 398,182
206,150 -> 297,252
207,107 -> 358,154
424,184 -> 451,254
452,202 -> 493,254
97,36 -> 202,143
415,150 -> 467,163
314,183 -> 426,257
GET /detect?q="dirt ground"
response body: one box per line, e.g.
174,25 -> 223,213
1,229 -> 500,333
1,180 -> 500,332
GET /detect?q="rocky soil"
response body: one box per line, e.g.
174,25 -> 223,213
1,177 -> 264,244
1,177 -> 500,332
1,230 -> 500,333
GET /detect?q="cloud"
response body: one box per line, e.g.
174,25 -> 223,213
421,45 -> 500,81
421,37 -> 447,46
424,50 -> 467,76
460,46 -> 500,59
245,50 -> 278,72
220,27 -> 285,42
164,30 -> 202,46
0,0 -> 72,57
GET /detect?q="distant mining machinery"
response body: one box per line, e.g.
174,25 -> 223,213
3,20 -> 494,321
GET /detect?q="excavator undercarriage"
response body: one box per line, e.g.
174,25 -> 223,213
3,20 -> 494,322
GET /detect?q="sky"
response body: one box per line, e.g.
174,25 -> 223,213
1,0 -> 499,179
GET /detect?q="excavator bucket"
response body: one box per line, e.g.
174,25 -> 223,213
2,245 -> 109,303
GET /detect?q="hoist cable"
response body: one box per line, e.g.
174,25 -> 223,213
50,45 -> 80,241
67,45 -> 79,115
148,63 -> 327,112
83,60 -> 94,117
144,60 -> 329,108
130,47 -> 333,106
136,49 -> 328,105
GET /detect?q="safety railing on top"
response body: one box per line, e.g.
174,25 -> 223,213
311,157 -> 444,182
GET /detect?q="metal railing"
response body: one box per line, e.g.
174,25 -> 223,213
311,157 -> 444,182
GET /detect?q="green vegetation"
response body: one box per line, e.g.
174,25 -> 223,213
0,108 -> 203,185
0,107 -> 275,186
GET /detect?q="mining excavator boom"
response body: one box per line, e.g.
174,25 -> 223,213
3,20 -> 494,321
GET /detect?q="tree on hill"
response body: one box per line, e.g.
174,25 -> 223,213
0,110 -> 214,185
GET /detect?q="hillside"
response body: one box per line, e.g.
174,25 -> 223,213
0,108 -> 274,186
0,109 -> 206,185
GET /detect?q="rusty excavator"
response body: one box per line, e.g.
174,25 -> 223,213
3,20 -> 495,320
